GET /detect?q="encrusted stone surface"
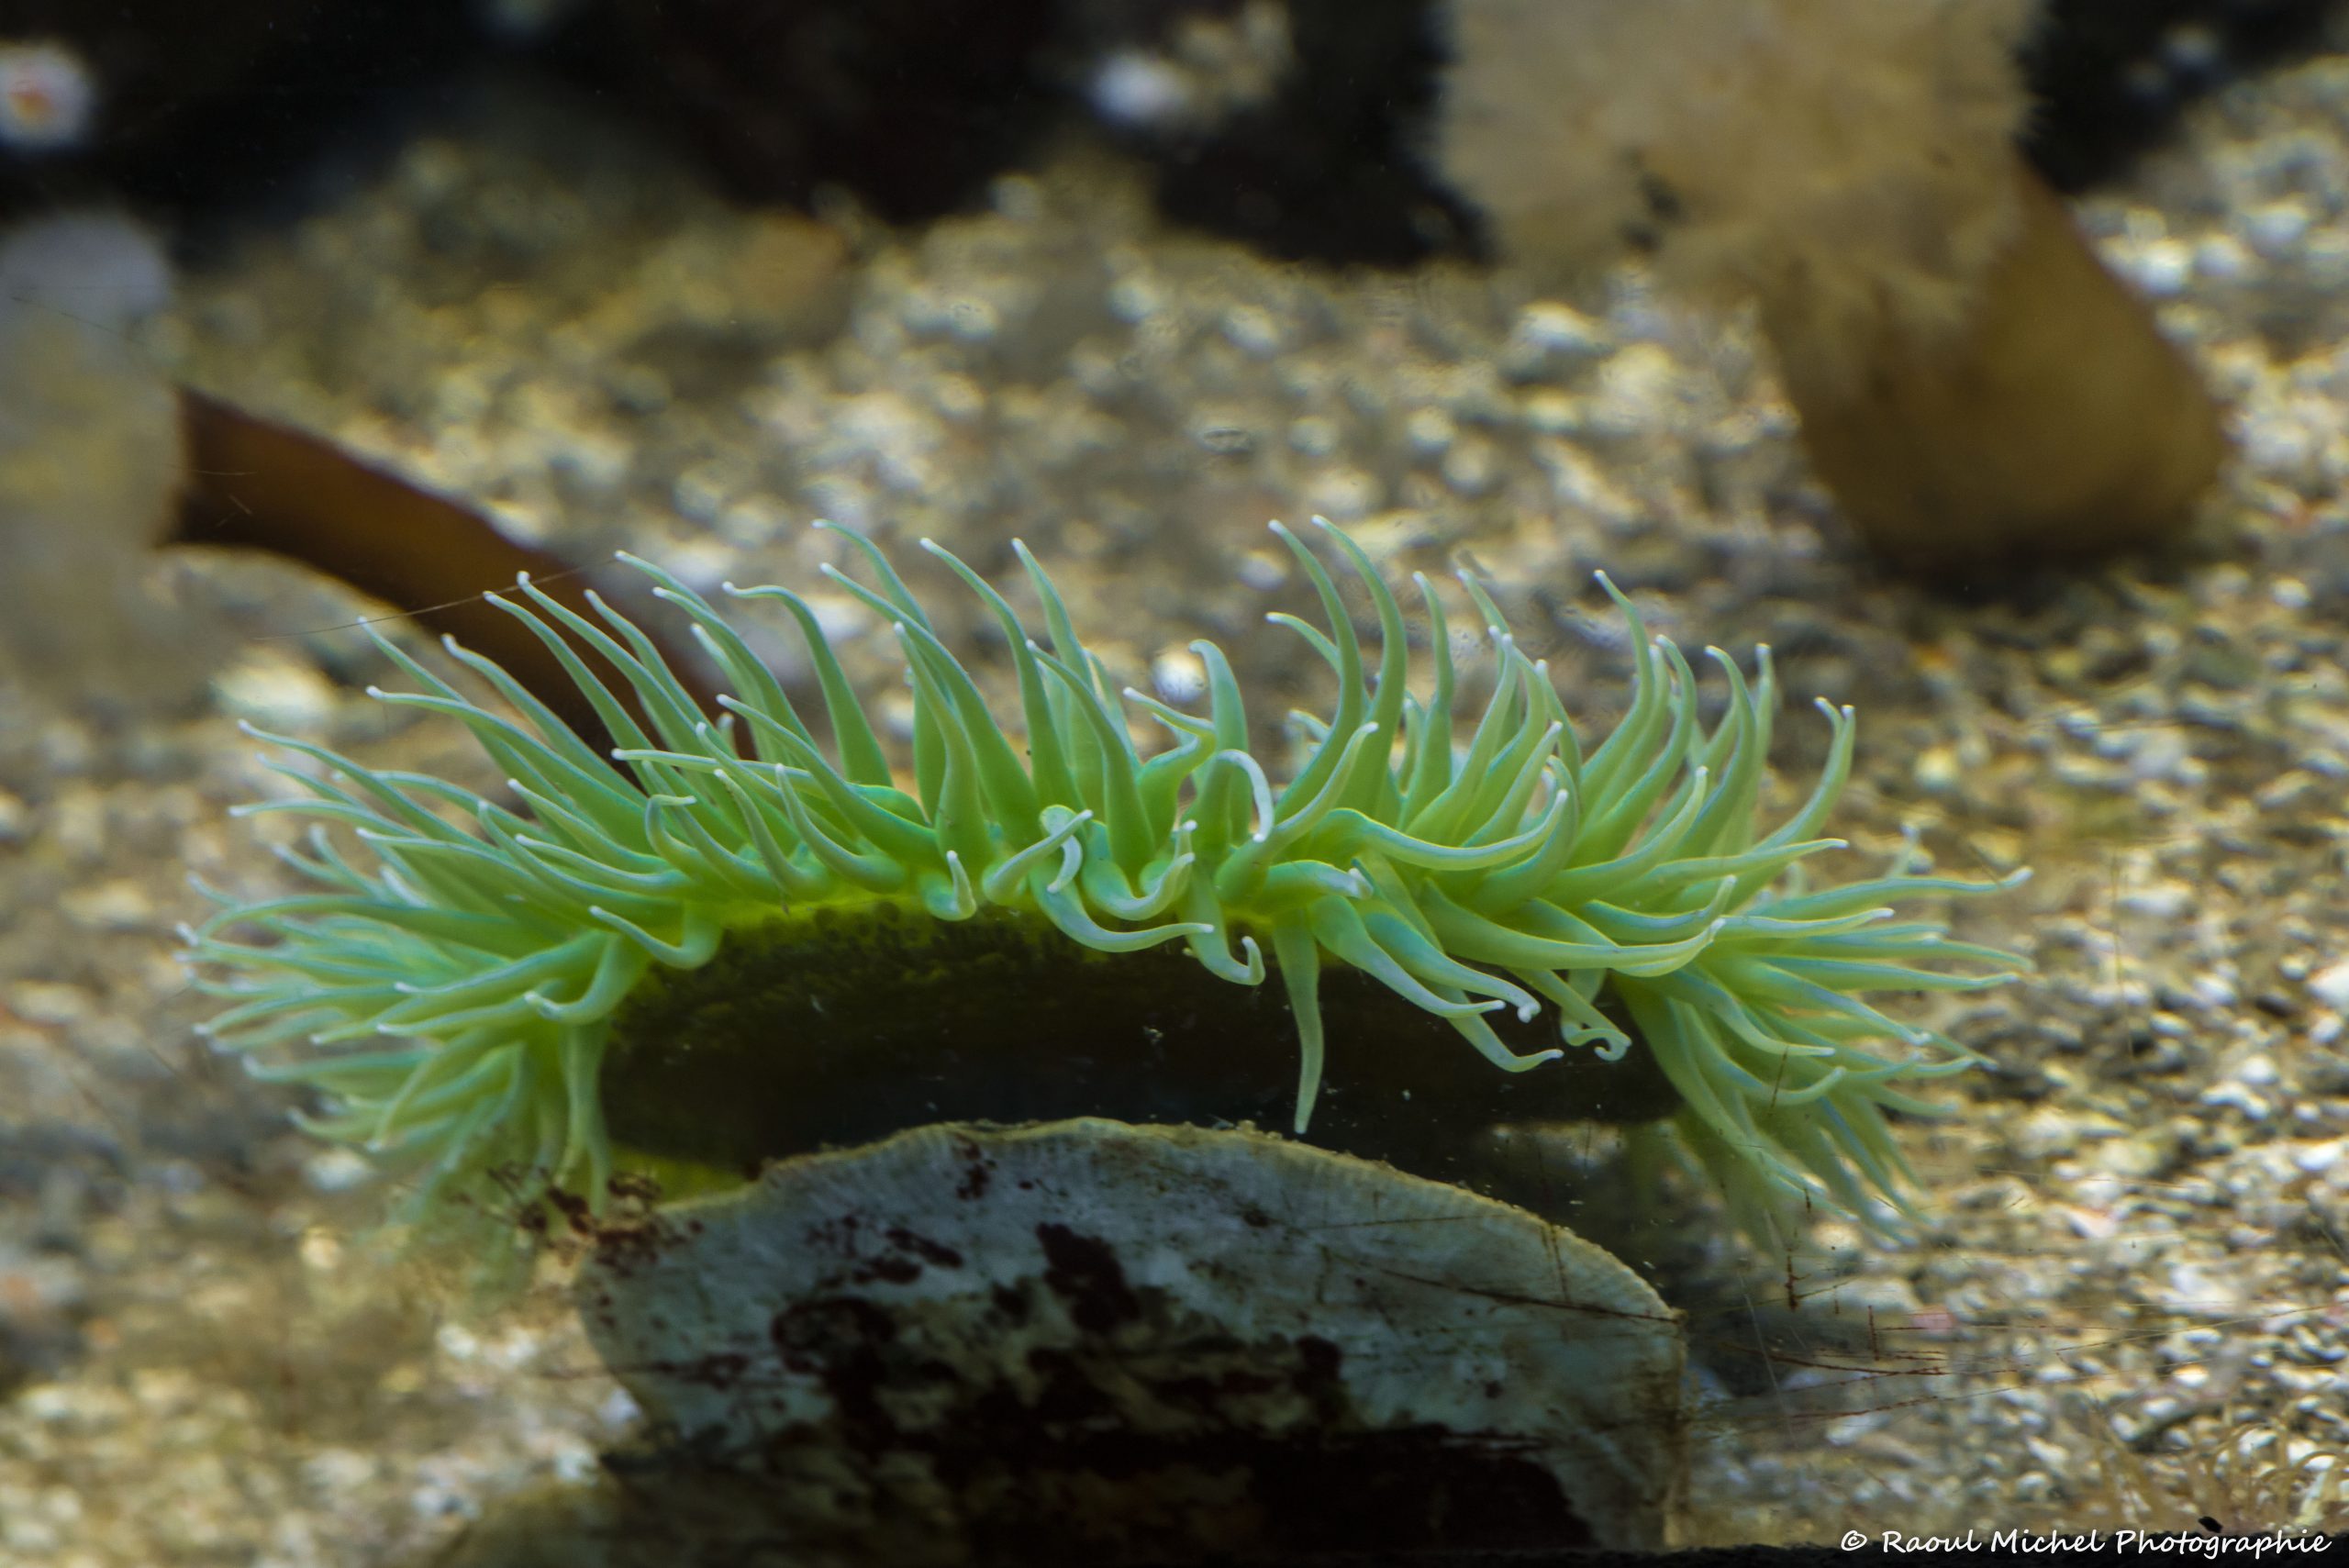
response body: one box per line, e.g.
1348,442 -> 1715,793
575,1119 -> 1684,1561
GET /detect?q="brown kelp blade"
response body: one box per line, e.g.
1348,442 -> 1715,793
168,389 -> 719,756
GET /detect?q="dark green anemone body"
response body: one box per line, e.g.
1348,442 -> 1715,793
600,901 -> 1681,1200
185,518 -> 2026,1237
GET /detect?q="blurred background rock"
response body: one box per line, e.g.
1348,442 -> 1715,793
4,1 -> 2342,257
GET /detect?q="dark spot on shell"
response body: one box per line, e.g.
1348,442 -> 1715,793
1034,1223 -> 1141,1334
770,1295 -> 898,1433
884,1226 -> 964,1269
953,1137 -> 993,1199
1296,1335 -> 1343,1389
853,1254 -> 923,1285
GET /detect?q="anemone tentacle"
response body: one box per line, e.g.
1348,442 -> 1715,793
186,518 -> 2027,1227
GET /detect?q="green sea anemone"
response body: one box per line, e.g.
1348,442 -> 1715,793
185,519 -> 2025,1232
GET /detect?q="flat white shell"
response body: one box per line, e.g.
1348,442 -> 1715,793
580,1118 -> 1684,1554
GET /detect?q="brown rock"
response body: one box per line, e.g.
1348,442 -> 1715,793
1765,158 -> 2228,573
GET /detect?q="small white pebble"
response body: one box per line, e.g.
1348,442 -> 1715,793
797,589 -> 873,643
6,981 -> 92,1026
2199,1081 -> 2271,1120
944,297 -> 999,343
1510,301 -> 1609,357
1287,415 -> 1341,457
2117,879 -> 2191,921
209,651 -> 339,733
1303,466 -> 1378,521
1403,407 -> 1455,457
2190,972 -> 2237,1010
1089,52 -> 1195,130
61,878 -> 152,930
2195,234 -> 2255,283
1911,745 -> 1962,795
1441,438 -> 1498,497
303,1147 -> 375,1195
1150,647 -> 1208,704
2307,962 -> 2349,1011
1236,548 -> 1289,592
1221,305 -> 1283,357
18,1385 -> 76,1422
1520,390 -> 1580,433
2245,200 -> 2312,258
2292,1140 -> 2344,1175
1106,273 -> 1164,325
2122,238 -> 2194,296
931,374 -> 985,421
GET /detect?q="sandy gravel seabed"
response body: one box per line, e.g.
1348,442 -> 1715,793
7,44 -> 2349,1562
